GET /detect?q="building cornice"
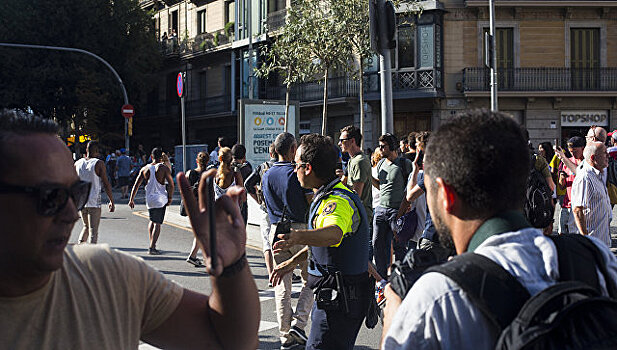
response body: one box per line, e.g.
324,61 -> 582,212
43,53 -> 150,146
466,1 -> 617,7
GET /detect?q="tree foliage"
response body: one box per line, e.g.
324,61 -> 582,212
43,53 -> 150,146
0,0 -> 160,146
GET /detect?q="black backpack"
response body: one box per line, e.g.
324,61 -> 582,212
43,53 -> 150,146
179,169 -> 203,216
428,234 -> 617,350
524,154 -> 554,228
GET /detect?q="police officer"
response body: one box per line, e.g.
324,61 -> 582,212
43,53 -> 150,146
271,134 -> 370,349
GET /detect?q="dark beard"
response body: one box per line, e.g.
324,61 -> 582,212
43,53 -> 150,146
432,210 -> 456,251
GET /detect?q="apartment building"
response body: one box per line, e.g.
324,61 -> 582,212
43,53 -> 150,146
442,0 -> 617,147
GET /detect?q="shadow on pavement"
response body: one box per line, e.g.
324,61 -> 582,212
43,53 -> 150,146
159,270 -> 208,277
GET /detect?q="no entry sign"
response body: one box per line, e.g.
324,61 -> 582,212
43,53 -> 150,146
121,104 -> 135,118
177,72 -> 184,97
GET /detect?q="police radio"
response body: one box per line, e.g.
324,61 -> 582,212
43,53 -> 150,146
270,206 -> 291,247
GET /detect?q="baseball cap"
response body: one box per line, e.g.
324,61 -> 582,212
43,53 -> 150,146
609,131 -> 617,140
567,136 -> 585,148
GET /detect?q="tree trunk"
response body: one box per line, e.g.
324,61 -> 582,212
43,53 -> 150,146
285,84 -> 290,133
321,69 -> 328,135
358,54 -> 365,150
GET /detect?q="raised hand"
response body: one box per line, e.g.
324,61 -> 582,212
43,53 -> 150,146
177,170 -> 246,277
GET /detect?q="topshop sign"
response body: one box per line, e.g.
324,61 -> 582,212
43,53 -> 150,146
561,111 -> 609,127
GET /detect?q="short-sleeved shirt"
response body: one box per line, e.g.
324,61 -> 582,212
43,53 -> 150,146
560,157 -> 582,208
0,244 -> 183,349
346,153 -> 373,219
571,161 -> 612,247
116,155 -> 132,177
262,161 -> 311,223
313,182 -> 361,247
376,157 -> 412,209
534,154 -> 551,179
416,172 -> 436,241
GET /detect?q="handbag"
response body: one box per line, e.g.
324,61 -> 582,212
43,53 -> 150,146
395,208 -> 418,243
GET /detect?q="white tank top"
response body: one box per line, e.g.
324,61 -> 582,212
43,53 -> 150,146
74,158 -> 101,208
145,164 -> 168,209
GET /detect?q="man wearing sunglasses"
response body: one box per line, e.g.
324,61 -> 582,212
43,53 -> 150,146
74,140 -> 115,244
0,110 -> 259,349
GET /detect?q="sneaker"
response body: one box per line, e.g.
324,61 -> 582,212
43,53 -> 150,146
280,338 -> 300,350
289,326 -> 308,345
186,256 -> 205,267
148,248 -> 161,255
376,283 -> 386,307
292,273 -> 301,283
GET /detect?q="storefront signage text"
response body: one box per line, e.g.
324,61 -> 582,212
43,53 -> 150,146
560,111 -> 608,127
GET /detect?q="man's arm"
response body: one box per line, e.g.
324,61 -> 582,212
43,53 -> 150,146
352,181 -> 365,197
164,167 -> 175,206
573,206 -> 588,235
270,246 -> 309,286
95,160 -> 115,212
274,225 -> 343,249
556,148 -> 579,174
381,284 -> 403,347
371,175 -> 380,189
128,168 -> 145,209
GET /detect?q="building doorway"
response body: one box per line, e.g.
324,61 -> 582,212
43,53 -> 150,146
394,112 -> 431,139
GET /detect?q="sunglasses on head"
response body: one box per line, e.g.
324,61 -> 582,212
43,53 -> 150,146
0,180 -> 91,216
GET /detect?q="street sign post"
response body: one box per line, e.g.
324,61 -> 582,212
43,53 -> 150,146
177,72 -> 187,173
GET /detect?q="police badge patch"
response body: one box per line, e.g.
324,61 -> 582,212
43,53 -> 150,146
322,201 -> 337,215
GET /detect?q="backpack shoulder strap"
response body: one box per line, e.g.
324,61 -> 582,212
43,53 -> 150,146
550,234 -> 617,298
427,253 -> 530,332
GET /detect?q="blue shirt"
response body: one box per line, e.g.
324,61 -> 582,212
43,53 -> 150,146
416,172 -> 437,241
262,161 -> 311,224
116,155 -> 131,177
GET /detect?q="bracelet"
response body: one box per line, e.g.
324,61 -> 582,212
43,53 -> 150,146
220,253 -> 247,278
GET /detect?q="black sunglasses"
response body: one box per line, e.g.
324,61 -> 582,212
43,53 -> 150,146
0,180 -> 91,216
339,137 -> 353,142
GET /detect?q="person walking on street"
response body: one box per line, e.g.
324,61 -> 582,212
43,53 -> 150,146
232,144 -> 253,224
371,133 -> 412,278
245,143 -> 277,283
74,141 -> 115,244
262,132 -> 313,350
555,137 -> 585,234
116,148 -> 131,199
183,151 -> 208,267
572,141 -> 612,247
271,134 -> 371,349
128,148 -> 174,255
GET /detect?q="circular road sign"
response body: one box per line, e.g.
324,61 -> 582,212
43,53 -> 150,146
121,104 -> 135,119
176,72 -> 183,97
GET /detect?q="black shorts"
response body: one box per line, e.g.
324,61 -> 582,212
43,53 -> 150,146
148,207 -> 166,224
118,176 -> 130,186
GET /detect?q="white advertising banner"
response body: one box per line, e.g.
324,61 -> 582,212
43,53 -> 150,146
561,110 -> 609,127
240,100 -> 298,168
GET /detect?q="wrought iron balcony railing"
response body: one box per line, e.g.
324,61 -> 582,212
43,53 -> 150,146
261,76 -> 359,101
363,67 -> 443,92
160,31 -> 231,57
464,67 -> 617,92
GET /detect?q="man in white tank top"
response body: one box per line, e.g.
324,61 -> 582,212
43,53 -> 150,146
128,147 -> 174,255
74,141 -> 115,244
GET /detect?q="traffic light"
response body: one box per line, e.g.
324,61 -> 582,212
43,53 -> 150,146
369,0 -> 397,53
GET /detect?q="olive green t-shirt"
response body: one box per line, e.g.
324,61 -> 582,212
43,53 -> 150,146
346,153 -> 373,219
0,244 -> 184,349
376,157 -> 412,209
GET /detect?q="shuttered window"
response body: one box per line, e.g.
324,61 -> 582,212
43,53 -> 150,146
571,28 -> 600,90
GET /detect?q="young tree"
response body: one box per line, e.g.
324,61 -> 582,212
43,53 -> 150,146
256,11 -> 315,132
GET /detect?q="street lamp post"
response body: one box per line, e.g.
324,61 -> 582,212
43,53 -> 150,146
489,0 -> 499,112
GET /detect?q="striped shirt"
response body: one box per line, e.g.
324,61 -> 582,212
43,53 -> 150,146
571,161 -> 612,247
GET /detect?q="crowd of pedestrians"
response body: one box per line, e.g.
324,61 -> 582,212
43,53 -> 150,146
3,107 -> 617,350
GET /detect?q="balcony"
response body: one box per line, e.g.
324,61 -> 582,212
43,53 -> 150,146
463,67 -> 617,95
160,31 -> 232,57
363,68 -> 444,99
261,76 -> 359,102
266,9 -> 287,33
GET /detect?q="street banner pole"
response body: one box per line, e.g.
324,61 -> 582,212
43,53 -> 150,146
489,0 -> 499,112
177,72 -> 187,172
379,49 -> 394,134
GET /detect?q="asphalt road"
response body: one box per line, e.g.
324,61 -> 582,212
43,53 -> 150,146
70,187 -> 382,350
